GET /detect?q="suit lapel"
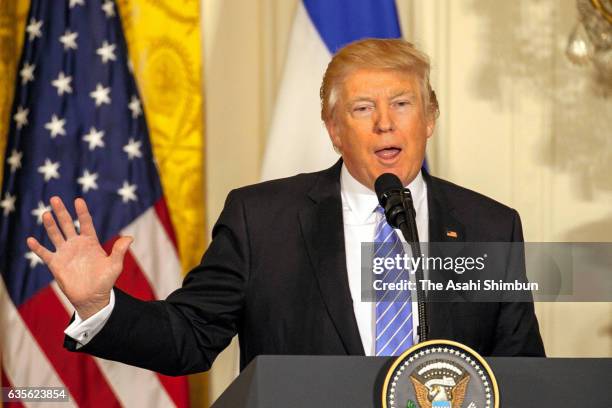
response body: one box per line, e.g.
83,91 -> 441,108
424,171 -> 466,340
298,160 -> 365,355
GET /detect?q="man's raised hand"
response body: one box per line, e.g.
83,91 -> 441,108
26,197 -> 132,319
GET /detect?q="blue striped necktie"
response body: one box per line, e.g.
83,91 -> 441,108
374,206 -> 414,356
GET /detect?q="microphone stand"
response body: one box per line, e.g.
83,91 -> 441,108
397,189 -> 429,342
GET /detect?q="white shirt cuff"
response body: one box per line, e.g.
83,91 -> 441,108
64,289 -> 115,348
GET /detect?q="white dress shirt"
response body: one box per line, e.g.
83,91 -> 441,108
66,164 -> 430,354
340,164 -> 428,355
64,288 -> 115,346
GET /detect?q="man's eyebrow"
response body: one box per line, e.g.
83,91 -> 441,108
346,96 -> 375,105
390,90 -> 417,99
345,91 -> 417,105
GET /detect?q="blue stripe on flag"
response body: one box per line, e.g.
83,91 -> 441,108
302,0 -> 401,54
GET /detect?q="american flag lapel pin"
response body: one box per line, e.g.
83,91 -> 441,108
446,230 -> 458,239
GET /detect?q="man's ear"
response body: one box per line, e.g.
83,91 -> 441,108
425,115 -> 435,139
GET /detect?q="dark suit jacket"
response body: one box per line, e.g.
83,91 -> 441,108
66,160 -> 544,375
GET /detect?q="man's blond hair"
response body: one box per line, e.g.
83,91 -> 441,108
320,38 -> 439,122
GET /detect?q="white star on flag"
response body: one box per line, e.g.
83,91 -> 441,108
13,106 -> 29,129
26,18 -> 43,41
96,41 -> 116,63
31,201 -> 51,224
0,192 -> 16,216
77,170 -> 99,193
59,30 -> 78,50
128,95 -> 142,118
82,127 -> 105,150
24,251 -> 43,268
123,138 -> 143,160
7,149 -> 22,173
37,159 -> 60,182
102,0 -> 116,17
20,62 -> 35,84
44,114 -> 66,138
69,0 -> 85,8
117,181 -> 138,203
51,72 -> 73,95
90,83 -> 111,106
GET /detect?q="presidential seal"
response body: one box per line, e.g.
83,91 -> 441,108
382,340 -> 499,408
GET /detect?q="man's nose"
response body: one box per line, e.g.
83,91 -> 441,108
374,106 -> 395,133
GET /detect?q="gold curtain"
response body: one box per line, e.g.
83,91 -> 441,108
0,0 -> 29,183
116,0 -> 206,275
115,1 -> 208,405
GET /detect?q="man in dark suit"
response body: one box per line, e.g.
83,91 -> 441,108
27,39 -> 544,376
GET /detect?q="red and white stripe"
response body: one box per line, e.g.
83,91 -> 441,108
1,279 -> 76,408
121,201 -> 182,299
1,198 -> 189,407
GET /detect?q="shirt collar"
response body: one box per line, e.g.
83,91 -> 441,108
340,163 -> 427,224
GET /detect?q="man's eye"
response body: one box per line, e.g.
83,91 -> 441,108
350,103 -> 375,117
394,100 -> 411,108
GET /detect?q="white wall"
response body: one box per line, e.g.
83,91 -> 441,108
202,0 -> 299,400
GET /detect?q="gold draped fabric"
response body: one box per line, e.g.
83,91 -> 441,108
116,2 -> 208,404
116,0 -> 206,275
0,0 -> 29,184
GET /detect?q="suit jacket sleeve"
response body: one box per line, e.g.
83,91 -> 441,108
64,190 -> 250,375
490,210 -> 545,357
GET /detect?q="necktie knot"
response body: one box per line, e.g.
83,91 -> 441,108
374,205 -> 394,243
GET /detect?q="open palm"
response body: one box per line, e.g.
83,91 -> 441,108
27,197 -> 132,319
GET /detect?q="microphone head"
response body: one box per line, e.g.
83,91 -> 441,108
374,173 -> 403,204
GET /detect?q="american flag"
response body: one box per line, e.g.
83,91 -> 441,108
0,1 -> 189,406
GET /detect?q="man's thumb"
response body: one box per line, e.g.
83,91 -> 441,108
110,236 -> 133,263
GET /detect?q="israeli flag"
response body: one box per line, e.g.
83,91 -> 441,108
261,0 -> 401,181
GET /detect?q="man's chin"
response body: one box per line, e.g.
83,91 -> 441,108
373,167 -> 405,182
376,168 -> 421,188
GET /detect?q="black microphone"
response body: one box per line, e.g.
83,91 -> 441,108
374,173 -> 429,341
374,173 -> 411,229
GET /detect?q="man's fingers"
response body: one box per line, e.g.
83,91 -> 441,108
42,211 -> 65,249
110,236 -> 133,267
75,198 -> 98,240
50,196 -> 77,239
26,237 -> 53,265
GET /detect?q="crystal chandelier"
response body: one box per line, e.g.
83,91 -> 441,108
566,0 -> 612,88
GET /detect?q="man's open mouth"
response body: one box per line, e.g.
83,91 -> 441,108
375,147 -> 402,160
